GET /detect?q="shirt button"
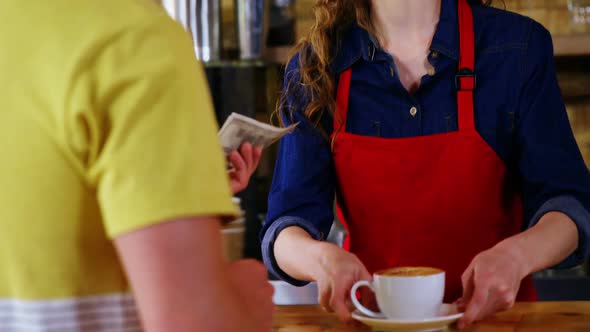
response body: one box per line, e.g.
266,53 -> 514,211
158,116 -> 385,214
431,51 -> 440,58
427,66 -> 436,76
410,106 -> 418,117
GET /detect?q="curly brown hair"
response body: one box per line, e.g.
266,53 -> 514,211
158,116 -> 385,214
278,0 -> 497,134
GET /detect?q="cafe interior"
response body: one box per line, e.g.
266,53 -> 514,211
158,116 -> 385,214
159,0 -> 590,329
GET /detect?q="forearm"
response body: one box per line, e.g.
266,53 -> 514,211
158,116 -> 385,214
115,217 -> 248,332
497,212 -> 579,276
274,226 -> 326,282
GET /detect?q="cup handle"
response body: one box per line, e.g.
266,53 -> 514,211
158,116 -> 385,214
350,280 -> 385,319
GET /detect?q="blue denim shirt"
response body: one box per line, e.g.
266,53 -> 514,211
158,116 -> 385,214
261,0 -> 590,286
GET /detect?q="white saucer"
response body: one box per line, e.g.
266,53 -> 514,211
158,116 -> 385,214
351,304 -> 464,332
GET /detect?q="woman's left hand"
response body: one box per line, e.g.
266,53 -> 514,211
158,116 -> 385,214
228,142 -> 263,194
457,242 -> 530,329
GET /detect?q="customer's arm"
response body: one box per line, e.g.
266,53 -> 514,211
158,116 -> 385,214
115,217 -> 252,331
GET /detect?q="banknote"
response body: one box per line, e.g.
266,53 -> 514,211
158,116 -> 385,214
218,113 -> 298,155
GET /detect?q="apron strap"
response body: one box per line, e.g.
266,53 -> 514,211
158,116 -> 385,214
334,68 -> 352,136
456,0 -> 477,133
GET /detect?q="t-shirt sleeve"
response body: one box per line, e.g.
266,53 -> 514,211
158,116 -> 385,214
87,15 -> 236,238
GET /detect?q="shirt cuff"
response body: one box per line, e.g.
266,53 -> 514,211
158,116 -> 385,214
261,216 -> 324,287
527,196 -> 590,269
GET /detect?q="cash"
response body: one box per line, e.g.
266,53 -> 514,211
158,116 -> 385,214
218,113 -> 298,155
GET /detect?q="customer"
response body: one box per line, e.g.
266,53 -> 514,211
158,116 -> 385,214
0,0 -> 272,331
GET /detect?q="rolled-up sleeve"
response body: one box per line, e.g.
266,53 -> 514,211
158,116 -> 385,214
517,22 -> 590,268
260,54 -> 336,285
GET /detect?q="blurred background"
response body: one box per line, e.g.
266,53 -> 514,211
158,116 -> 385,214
159,0 -> 590,301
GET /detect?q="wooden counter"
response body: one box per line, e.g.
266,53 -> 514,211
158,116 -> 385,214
274,302 -> 590,331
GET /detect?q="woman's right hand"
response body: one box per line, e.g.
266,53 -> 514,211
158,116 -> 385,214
310,242 -> 372,322
274,227 -> 372,322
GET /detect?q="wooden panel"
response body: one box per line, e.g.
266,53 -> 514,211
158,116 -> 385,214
279,0 -> 590,60
568,100 -> 590,168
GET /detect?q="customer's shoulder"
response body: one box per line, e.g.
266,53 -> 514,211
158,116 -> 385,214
81,0 -> 177,34
30,0 -> 178,43
472,4 -> 552,53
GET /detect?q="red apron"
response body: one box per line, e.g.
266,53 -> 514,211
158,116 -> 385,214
331,0 -> 536,302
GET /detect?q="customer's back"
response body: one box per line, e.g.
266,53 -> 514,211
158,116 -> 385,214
0,0 -> 236,330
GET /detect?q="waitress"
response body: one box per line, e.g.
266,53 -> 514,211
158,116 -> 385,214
261,0 -> 590,328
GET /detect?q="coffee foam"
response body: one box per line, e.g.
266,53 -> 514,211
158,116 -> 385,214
377,267 -> 443,277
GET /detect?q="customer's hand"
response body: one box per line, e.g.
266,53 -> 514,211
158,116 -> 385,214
311,242 -> 372,322
228,142 -> 262,194
457,242 -> 529,329
228,259 -> 275,332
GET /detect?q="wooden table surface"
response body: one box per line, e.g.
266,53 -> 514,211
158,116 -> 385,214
273,302 -> 590,331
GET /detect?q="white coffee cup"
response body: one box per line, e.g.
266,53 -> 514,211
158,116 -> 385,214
350,267 -> 445,320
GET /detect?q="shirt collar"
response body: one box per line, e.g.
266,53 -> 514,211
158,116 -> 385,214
431,0 -> 459,61
332,0 -> 459,74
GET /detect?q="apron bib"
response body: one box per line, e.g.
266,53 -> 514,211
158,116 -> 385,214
331,0 -> 536,302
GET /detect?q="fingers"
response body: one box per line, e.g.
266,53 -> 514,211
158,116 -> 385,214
228,150 -> 248,193
228,143 -> 263,194
332,298 -> 352,322
239,143 -> 254,171
460,265 -> 475,311
233,143 -> 262,174
460,294 -> 487,329
455,298 -> 467,312
360,265 -> 372,282
344,298 -> 355,313
330,285 -> 352,322
228,150 -> 247,174
318,283 -> 332,313
459,274 -> 489,329
495,283 -> 516,310
460,281 -> 517,330
459,261 -> 519,330
319,281 -> 353,322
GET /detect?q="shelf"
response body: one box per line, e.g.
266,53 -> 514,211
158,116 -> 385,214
520,7 -> 590,57
553,35 -> 590,57
559,72 -> 590,99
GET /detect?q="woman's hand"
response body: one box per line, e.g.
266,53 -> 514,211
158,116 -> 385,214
274,227 -> 372,322
457,212 -> 579,329
311,242 -> 372,322
228,142 -> 262,194
458,242 -> 530,329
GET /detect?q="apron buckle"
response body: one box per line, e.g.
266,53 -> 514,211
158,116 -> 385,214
455,68 -> 477,91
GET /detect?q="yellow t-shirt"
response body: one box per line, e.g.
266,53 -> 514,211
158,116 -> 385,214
0,0 -> 235,329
